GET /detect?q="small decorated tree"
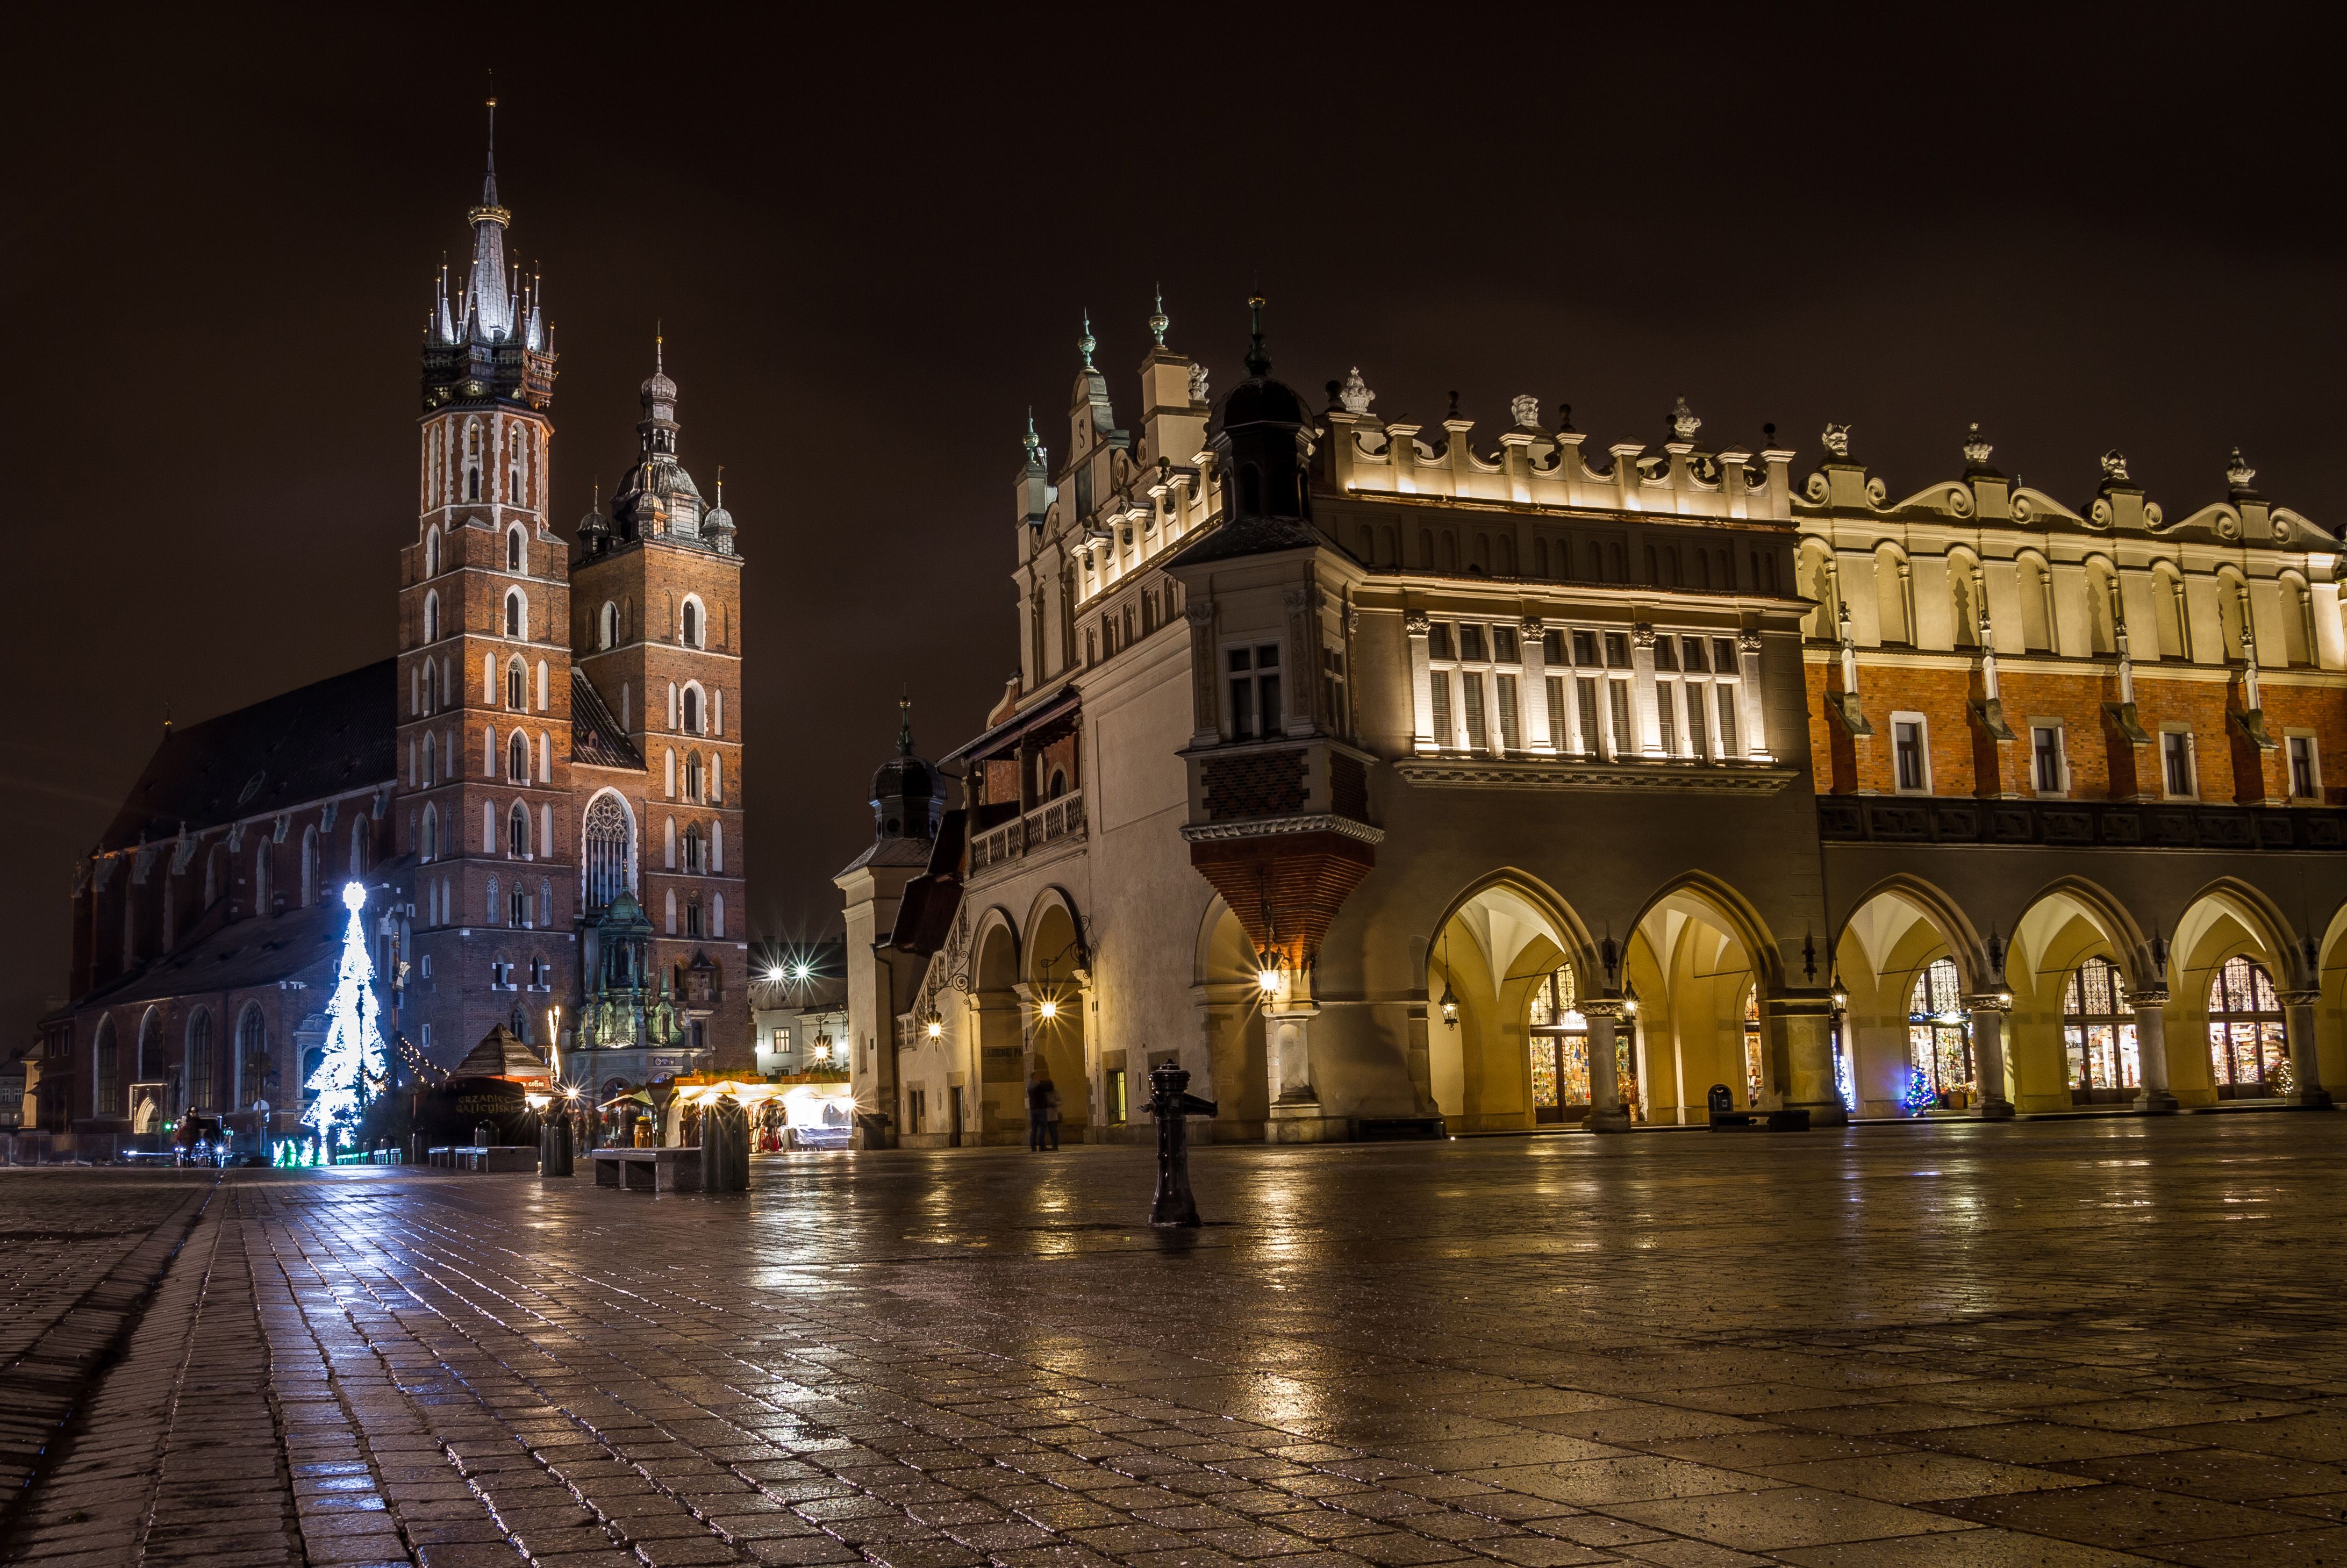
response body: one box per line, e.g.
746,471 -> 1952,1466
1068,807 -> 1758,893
303,883 -> 386,1149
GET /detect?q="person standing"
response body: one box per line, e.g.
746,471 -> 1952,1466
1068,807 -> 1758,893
1028,1071 -> 1061,1151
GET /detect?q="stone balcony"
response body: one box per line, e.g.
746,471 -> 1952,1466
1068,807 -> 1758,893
967,789 -> 1087,879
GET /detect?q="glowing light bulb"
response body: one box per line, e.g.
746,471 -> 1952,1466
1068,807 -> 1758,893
1037,997 -> 1058,1020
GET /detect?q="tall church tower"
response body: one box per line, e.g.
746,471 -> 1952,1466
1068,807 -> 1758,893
395,105 -> 575,1067
571,344 -> 748,1066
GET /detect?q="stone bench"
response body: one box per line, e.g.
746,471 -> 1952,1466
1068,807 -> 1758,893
426,1145 -> 540,1172
591,1147 -> 703,1193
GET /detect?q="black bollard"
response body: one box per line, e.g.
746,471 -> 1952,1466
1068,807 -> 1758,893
541,1113 -> 574,1177
1147,1062 -> 1219,1228
700,1096 -> 752,1192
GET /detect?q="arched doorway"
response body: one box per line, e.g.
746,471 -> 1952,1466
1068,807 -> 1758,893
1425,876 -> 1599,1132
971,913 -> 1022,1143
1025,894 -> 1087,1142
1833,879 -> 1990,1117
1195,899 -> 1269,1140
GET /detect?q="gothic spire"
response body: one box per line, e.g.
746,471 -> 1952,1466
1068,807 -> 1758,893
463,96 -> 514,342
1244,293 -> 1270,379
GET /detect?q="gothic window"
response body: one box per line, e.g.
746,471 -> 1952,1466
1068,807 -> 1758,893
682,825 -> 705,874
505,590 -> 524,640
300,825 -> 319,907
664,748 -> 676,798
599,602 -> 618,650
138,1008 -> 164,1082
424,591 -> 440,644
682,685 -> 702,734
95,1017 -> 119,1117
665,815 -> 677,868
187,1009 -> 216,1112
486,875 -> 500,925
712,821 -> 723,872
584,793 -> 630,909
510,880 -> 531,926
349,818 -> 369,875
664,889 -> 677,935
2207,956 -> 2286,1098
539,878 -> 552,926
686,897 -> 705,937
710,753 -> 722,802
2063,957 -> 2139,1103
504,659 -> 524,709
713,893 -> 725,939
509,802 -> 531,857
464,421 -> 483,501
1907,957 -> 1972,1109
682,598 -> 702,648
420,804 -> 438,864
507,439 -> 526,506
235,1005 -> 266,1108
507,526 -> 524,571
508,731 -> 529,784
425,527 -> 440,577
685,753 -> 703,801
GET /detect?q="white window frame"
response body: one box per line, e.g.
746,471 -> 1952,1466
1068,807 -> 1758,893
2159,725 -> 2198,801
2286,731 -> 2321,801
2028,720 -> 2069,798
1891,712 -> 1932,794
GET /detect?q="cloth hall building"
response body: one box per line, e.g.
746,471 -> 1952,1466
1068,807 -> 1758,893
844,307 -> 2347,1146
29,145 -> 751,1154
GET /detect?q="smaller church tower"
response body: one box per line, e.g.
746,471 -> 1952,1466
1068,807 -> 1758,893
570,341 -> 748,1070
395,103 -> 575,1067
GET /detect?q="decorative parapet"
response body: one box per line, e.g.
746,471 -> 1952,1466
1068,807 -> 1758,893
1396,758 -> 1797,794
967,789 -> 1086,879
1818,796 -> 2345,850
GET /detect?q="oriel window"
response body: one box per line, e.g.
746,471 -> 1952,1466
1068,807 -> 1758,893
1227,645 -> 1280,740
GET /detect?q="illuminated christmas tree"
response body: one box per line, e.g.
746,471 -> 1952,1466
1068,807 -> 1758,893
304,883 -> 385,1144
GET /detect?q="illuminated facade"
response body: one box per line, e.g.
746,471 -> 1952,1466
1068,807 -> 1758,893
39,126 -> 751,1151
849,305 -> 2347,1144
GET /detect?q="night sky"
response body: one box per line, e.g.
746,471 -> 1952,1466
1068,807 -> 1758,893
10,9 -> 2344,1037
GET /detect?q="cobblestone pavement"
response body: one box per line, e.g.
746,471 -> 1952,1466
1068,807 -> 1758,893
10,1115 -> 2347,1567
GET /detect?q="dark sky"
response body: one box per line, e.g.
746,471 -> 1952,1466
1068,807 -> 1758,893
8,8 -> 2344,1036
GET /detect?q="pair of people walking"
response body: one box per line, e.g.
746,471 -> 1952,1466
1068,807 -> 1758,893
1027,1071 -> 1061,1151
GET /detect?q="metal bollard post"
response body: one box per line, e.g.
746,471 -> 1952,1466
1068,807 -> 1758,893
541,1114 -> 574,1177
1147,1062 -> 1219,1228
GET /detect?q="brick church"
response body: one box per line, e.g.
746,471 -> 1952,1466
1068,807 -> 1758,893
31,125 -> 751,1152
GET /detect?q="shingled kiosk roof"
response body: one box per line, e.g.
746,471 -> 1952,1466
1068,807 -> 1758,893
454,1025 -> 552,1082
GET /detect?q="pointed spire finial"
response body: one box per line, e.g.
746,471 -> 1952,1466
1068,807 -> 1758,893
1023,407 -> 1042,465
1078,311 -> 1096,370
655,319 -> 663,375
1245,293 -> 1270,379
715,464 -> 724,506
1149,286 -> 1169,348
898,688 -> 915,757
482,88 -> 499,207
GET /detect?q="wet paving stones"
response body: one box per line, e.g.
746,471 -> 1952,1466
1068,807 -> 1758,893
9,1114 -> 2347,1564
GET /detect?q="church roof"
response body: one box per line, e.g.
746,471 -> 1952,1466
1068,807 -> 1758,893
97,659 -> 395,854
570,670 -> 644,769
76,895 -> 347,1009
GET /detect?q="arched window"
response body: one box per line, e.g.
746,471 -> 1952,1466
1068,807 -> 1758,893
507,658 -> 525,709
1526,963 -> 1594,1122
507,526 -> 525,571
682,824 -> 704,874
464,421 -> 483,501
682,598 -> 702,648
187,1009 -> 216,1112
510,880 -> 531,927
486,875 -> 501,925
425,527 -> 440,577
1906,957 -> 1971,1111
682,685 -> 702,734
2063,956 -> 2139,1104
300,825 -> 319,907
584,793 -> 631,909
505,590 -> 524,640
507,439 -> 526,506
95,1017 -> 120,1117
508,730 -> 529,784
301,1046 -> 325,1100
713,892 -> 725,939
2208,956 -> 2286,1098
235,1005 -> 266,1108
686,896 -> 705,937
599,602 -> 618,650
509,802 -> 531,858
138,1008 -> 164,1082
710,753 -> 721,803
664,889 -> 677,935
349,817 -> 369,875
424,590 -> 440,644
420,803 -> 439,863
685,753 -> 703,801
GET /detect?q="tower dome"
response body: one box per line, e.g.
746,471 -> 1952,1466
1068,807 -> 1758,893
870,695 -> 943,841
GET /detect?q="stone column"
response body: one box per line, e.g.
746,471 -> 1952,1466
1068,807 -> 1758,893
1520,618 -> 1552,752
1771,994 -> 1850,1127
1965,995 -> 2016,1120
1736,630 -> 1768,760
1583,1001 -> 1631,1133
1630,624 -> 1663,756
1406,614 -> 1435,752
2282,990 -> 2332,1108
2131,989 -> 2178,1113
1265,996 -> 1342,1142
